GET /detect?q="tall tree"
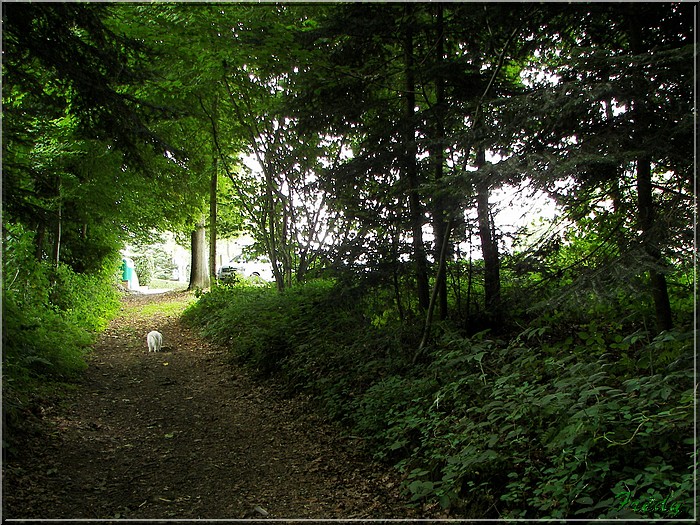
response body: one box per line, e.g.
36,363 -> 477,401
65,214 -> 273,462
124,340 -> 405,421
290,3 -> 439,306
504,2 -> 693,332
117,2 -> 252,283
429,3 -> 449,320
2,2 -> 202,274
209,152 -> 219,283
402,4 -> 431,311
626,7 -> 674,332
201,94 -> 221,283
201,4 -> 354,290
475,149 -> 501,321
188,217 -> 210,290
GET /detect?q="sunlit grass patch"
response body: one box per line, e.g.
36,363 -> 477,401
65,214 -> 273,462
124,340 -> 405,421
148,278 -> 188,291
119,293 -> 197,320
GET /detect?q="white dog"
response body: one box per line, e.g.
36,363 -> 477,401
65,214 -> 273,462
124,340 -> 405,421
147,330 -> 163,353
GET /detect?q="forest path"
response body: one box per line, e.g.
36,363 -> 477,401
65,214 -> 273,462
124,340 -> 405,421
3,291 -> 420,519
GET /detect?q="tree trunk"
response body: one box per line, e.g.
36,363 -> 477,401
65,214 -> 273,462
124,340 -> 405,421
35,222 -> 46,261
188,217 -> 210,290
431,4 -> 449,320
628,14 -> 673,332
415,218 -> 452,363
280,199 -> 294,288
52,185 -> 61,267
209,154 -> 218,283
403,6 -> 430,311
199,94 -> 220,284
637,155 -> 673,332
259,158 -> 285,292
475,148 -> 501,326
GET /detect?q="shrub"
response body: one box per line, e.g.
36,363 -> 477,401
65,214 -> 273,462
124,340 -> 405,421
131,253 -> 154,287
2,223 -> 123,450
372,329 -> 695,519
183,281 -> 318,375
50,261 -> 121,332
184,278 -> 694,519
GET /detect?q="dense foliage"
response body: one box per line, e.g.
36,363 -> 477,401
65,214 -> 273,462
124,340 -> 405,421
184,278 -> 694,519
2,223 -> 121,442
2,2 -> 695,519
1,2 -> 203,438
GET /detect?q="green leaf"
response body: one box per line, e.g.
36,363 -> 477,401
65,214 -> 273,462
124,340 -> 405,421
408,480 -> 435,500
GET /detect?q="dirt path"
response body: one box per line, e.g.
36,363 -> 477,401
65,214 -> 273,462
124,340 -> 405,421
3,291 -> 426,519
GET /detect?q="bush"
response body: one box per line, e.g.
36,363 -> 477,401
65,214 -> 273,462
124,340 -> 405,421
184,281 -> 292,374
2,223 -> 122,449
183,278 -> 695,519
184,280 -> 420,417
131,253 -> 154,287
50,261 -> 121,332
2,293 -> 92,383
368,329 -> 695,519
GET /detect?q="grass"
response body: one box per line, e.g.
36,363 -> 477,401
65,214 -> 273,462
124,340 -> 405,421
118,293 -> 197,321
148,278 -> 188,290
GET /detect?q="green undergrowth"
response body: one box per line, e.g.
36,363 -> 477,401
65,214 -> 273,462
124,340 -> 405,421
3,265 -> 121,387
2,225 -> 122,452
183,280 -> 695,519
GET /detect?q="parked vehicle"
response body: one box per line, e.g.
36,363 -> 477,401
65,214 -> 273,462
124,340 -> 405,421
217,264 -> 241,283
218,259 -> 274,283
238,260 -> 274,281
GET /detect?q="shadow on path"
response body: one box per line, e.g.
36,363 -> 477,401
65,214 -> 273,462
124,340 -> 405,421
3,291 -> 422,519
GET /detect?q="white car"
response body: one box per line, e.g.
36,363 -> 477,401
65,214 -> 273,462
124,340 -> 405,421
221,260 -> 274,282
217,264 -> 241,282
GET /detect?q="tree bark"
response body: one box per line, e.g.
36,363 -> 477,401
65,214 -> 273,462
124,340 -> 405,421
264,171 -> 284,292
35,222 -> 46,261
403,5 -> 430,311
415,218 -> 452,363
52,182 -> 61,267
208,94 -> 219,284
637,155 -> 673,331
431,4 -> 449,320
475,148 -> 501,326
628,11 -> 673,332
188,217 -> 210,290
209,154 -> 218,283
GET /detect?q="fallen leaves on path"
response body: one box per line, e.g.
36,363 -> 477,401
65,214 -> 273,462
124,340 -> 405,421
3,291 -> 433,519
